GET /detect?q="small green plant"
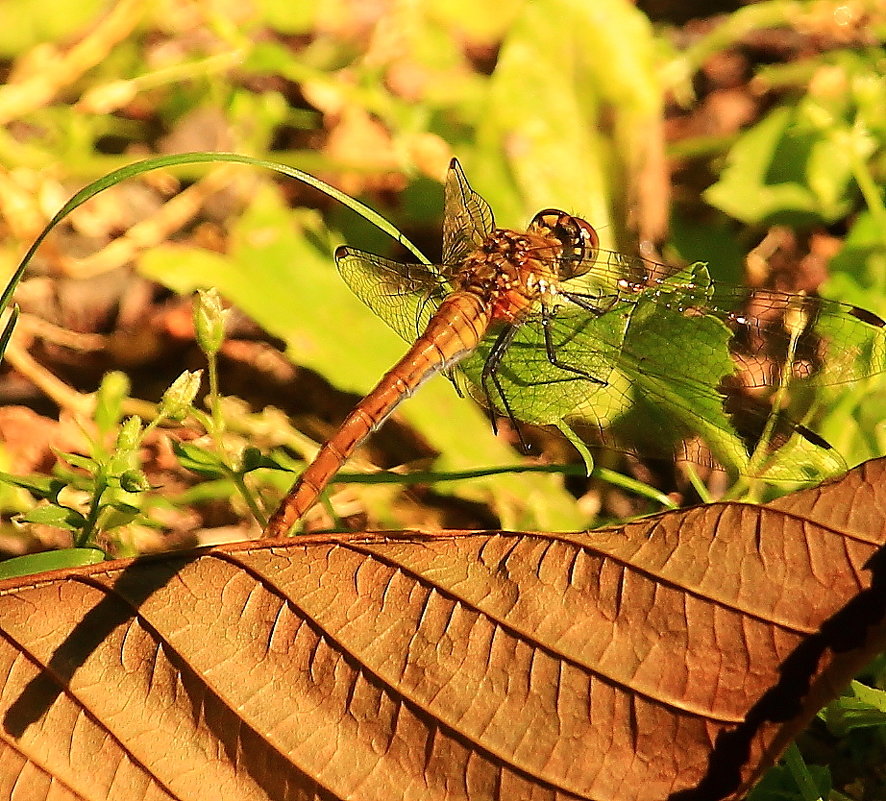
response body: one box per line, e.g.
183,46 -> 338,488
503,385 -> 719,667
0,368 -> 202,574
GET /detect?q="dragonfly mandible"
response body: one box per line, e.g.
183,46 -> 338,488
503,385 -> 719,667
264,159 -> 885,536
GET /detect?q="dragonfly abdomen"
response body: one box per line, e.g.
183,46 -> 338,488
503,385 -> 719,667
265,292 -> 493,535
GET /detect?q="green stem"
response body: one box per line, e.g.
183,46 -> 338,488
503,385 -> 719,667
846,120 -> 886,295
662,0 -> 807,97
667,1 -> 806,87
205,351 -> 225,453
783,743 -> 823,801
76,480 -> 107,548
204,352 -> 266,526
327,463 -> 678,510
229,469 -> 268,528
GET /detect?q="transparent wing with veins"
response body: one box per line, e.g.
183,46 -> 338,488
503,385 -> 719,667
335,248 -> 447,342
442,158 -> 495,266
459,253 -> 884,476
336,158 -> 496,341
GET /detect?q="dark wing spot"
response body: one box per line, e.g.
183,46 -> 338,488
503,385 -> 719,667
850,305 -> 886,327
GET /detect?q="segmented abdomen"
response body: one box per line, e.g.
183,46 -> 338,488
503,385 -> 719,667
265,291 -> 493,535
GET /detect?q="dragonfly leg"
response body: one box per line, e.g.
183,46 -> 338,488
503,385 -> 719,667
481,324 -> 533,452
541,306 -> 607,385
561,288 -> 621,314
446,368 -> 465,398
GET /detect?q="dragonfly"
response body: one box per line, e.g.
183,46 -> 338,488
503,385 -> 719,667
264,159 -> 885,536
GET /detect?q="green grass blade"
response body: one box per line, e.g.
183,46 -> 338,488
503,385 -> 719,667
5,152 -> 430,310
0,304 -> 19,361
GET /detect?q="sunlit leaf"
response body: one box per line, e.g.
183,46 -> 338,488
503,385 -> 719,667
704,105 -> 855,226
17,504 -> 86,530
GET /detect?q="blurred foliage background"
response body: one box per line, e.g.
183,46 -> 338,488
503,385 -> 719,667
0,2 -> 885,797
0,0 -> 884,541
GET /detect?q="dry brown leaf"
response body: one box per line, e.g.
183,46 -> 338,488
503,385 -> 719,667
1,459 -> 885,800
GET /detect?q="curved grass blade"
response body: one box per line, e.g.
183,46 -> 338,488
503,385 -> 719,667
5,152 -> 430,307
0,304 -> 19,362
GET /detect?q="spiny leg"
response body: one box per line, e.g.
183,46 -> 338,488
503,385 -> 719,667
561,288 -> 622,315
541,303 -> 607,386
481,324 -> 533,452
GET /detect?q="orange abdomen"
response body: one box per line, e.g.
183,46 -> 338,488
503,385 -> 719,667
265,292 -> 493,535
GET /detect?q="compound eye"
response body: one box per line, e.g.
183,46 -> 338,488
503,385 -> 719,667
531,209 -> 600,279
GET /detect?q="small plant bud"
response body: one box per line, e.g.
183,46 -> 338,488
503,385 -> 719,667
115,415 -> 143,453
193,288 -> 228,356
158,370 -> 202,421
119,469 -> 151,493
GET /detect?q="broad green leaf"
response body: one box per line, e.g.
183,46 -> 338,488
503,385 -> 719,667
426,0 -> 524,41
253,0 -> 316,34
473,0 -> 661,249
620,286 -> 747,473
142,186 -> 408,393
459,264 -> 749,474
704,105 -> 855,225
753,430 -> 848,486
0,0 -> 105,56
826,211 -> 886,311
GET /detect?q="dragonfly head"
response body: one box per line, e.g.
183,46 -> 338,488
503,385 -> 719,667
530,209 -> 599,280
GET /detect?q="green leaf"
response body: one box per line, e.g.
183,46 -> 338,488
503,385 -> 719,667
459,264 -> 748,474
0,0 -> 105,56
55,451 -> 99,472
745,762 -> 831,801
704,105 -> 855,225
473,0 -> 661,249
252,0 -> 315,34
240,446 -> 269,472
826,211 -> 886,311
172,478 -> 239,505
620,278 -> 748,473
19,505 -> 87,531
0,471 -> 68,502
822,680 -> 886,736
0,547 -> 105,581
141,192 -> 408,394
99,502 -> 144,530
94,371 -> 131,437
171,441 -> 227,479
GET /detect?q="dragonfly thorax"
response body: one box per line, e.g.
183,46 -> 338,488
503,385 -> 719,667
454,227 -> 572,323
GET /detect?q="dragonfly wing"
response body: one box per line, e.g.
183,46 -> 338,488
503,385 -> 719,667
443,158 -> 495,266
335,246 -> 447,343
458,262 -> 884,480
708,287 -> 886,387
574,248 -> 886,388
